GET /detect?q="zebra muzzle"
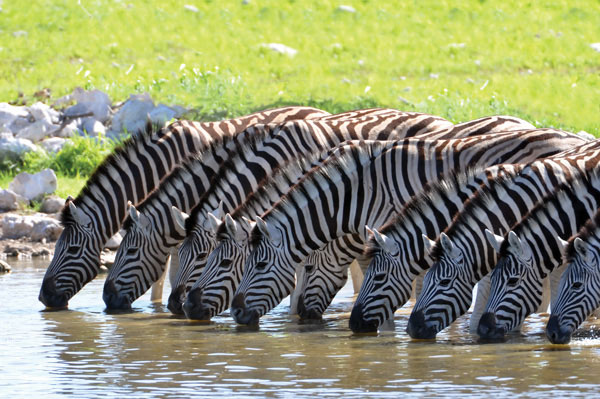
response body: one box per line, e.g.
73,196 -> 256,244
477,312 -> 507,340
167,285 -> 186,315
546,315 -> 573,344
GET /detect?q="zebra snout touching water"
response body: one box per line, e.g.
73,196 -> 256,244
40,106 -> 330,309
477,170 -> 600,340
407,141 -> 600,339
546,211 -> 600,344
231,130 -> 587,326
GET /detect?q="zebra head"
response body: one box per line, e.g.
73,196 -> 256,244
231,217 -> 296,325
547,236 -> 600,344
350,227 -> 412,333
39,198 -> 101,309
104,203 -> 182,309
168,205 -> 223,314
478,230 -> 540,339
183,215 -> 254,321
407,233 -> 473,339
296,237 -> 356,322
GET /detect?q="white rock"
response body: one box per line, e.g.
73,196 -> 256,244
40,195 -> 65,214
104,232 -> 123,250
9,169 -> 57,202
81,117 -> 106,136
262,43 -> 298,57
7,116 -> 31,134
15,119 -> 60,142
184,4 -> 199,12
39,137 -> 67,153
28,102 -> 60,124
71,88 -> 112,123
0,189 -> 28,212
0,102 -> 28,128
148,104 -> 185,126
577,130 -> 596,141
108,93 -> 155,138
337,5 -> 356,13
0,259 -> 11,273
0,133 -> 38,162
1,213 -> 34,239
590,43 -> 600,53
55,121 -> 82,138
30,218 -> 63,241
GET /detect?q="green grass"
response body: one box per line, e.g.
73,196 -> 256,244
1,0 -> 599,133
0,0 -> 599,201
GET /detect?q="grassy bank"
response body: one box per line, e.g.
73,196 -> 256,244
1,0 -> 599,198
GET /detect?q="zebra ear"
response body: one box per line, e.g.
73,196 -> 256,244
422,234 -> 436,255
225,213 -> 238,237
66,195 -> 75,202
556,236 -> 570,253
485,229 -> 504,253
69,201 -> 91,228
440,233 -> 459,257
507,231 -> 527,259
128,202 -> 140,224
171,206 -> 189,233
367,226 -> 398,255
213,201 -> 225,219
205,211 -> 221,234
255,216 -> 282,246
574,237 -> 591,262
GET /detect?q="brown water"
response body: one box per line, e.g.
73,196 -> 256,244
2,257 -> 600,398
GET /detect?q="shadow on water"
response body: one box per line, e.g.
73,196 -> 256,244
3,257 -> 600,398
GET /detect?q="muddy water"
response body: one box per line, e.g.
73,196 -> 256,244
1,258 -> 600,398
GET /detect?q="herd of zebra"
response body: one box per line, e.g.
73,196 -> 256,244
37,105 -> 600,345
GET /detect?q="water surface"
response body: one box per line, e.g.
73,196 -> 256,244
2,257 -> 599,398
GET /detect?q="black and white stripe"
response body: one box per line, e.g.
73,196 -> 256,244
406,143 -> 600,339
38,106 -> 329,308
103,109 -> 453,309
547,210 -> 600,344
479,170 -> 600,339
230,130 -> 585,325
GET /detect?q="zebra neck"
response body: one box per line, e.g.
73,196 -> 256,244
510,173 -> 600,277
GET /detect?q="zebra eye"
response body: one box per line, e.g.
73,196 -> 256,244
507,277 -> 519,287
304,264 -> 315,274
373,273 -> 386,283
439,278 -> 451,287
219,259 -> 232,268
255,261 -> 269,272
126,247 -> 138,255
67,245 -> 79,254
572,281 -> 583,291
197,252 -> 207,260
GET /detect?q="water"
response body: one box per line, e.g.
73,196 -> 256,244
2,257 -> 600,398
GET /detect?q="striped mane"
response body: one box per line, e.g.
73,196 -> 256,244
255,140 -> 392,236
497,171 -> 592,257
59,120 -> 163,226
182,122 -> 302,234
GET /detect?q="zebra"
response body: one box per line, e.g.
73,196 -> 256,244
229,130 -> 585,325
38,106 -> 330,308
176,115 -> 536,317
294,116 -> 539,321
546,209 -> 600,344
103,109 -> 455,309
478,170 -> 600,340
406,144 -> 600,339
353,144 -> 600,334
344,166 -> 521,332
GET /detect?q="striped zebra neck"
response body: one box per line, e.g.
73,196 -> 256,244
499,170 -> 600,277
565,211 -> 600,264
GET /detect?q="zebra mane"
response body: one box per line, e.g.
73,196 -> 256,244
183,123 -> 289,233
60,120 -> 162,226
261,140 -> 392,230
363,166 -> 519,259
220,149 -> 331,238
427,165 -> 528,261
565,210 -> 600,263
498,170 -> 593,257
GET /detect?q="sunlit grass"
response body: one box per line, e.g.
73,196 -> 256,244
1,0 -> 598,133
